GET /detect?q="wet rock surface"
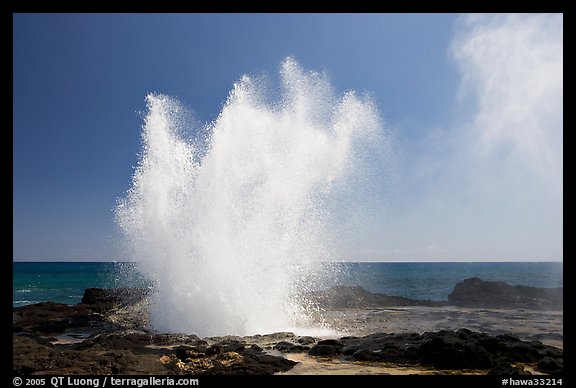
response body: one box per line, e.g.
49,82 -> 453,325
81,288 -> 150,313
313,329 -> 563,374
13,284 -> 563,375
13,288 -> 296,375
448,277 -> 563,310
308,285 -> 447,308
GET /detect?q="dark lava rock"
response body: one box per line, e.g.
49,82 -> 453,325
72,332 -> 153,353
13,285 -> 563,375
175,346 -> 192,361
308,286 -> 447,308
256,332 -> 297,342
351,349 -> 377,361
310,328 -> 563,373
308,344 -> 342,357
13,288 -> 151,337
274,341 -> 308,353
151,333 -> 203,346
203,345 -> 297,375
13,329 -> 297,375
249,344 -> 263,352
297,336 -> 316,345
448,278 -> 563,310
308,338 -> 345,357
81,288 -> 149,313
317,339 -> 344,347
488,364 -> 532,375
418,331 -> 493,369
205,344 -> 223,356
220,340 -> 246,353
13,302 -> 117,335
537,357 -> 563,374
13,289 -> 297,376
13,335 -> 167,375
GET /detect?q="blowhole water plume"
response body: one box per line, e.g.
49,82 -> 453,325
115,58 -> 385,337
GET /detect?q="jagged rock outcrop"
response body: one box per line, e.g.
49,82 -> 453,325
448,277 -> 562,309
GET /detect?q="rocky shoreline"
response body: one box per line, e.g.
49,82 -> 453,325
13,278 -> 563,375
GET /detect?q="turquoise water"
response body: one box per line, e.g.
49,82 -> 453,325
332,261 -> 563,302
12,262 -> 151,307
13,261 -> 563,307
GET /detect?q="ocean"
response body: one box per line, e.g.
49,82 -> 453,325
12,262 -> 149,307
13,261 -> 563,308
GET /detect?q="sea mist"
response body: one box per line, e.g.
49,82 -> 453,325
116,58 -> 384,336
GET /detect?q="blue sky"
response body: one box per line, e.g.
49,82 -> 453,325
13,13 -> 562,262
